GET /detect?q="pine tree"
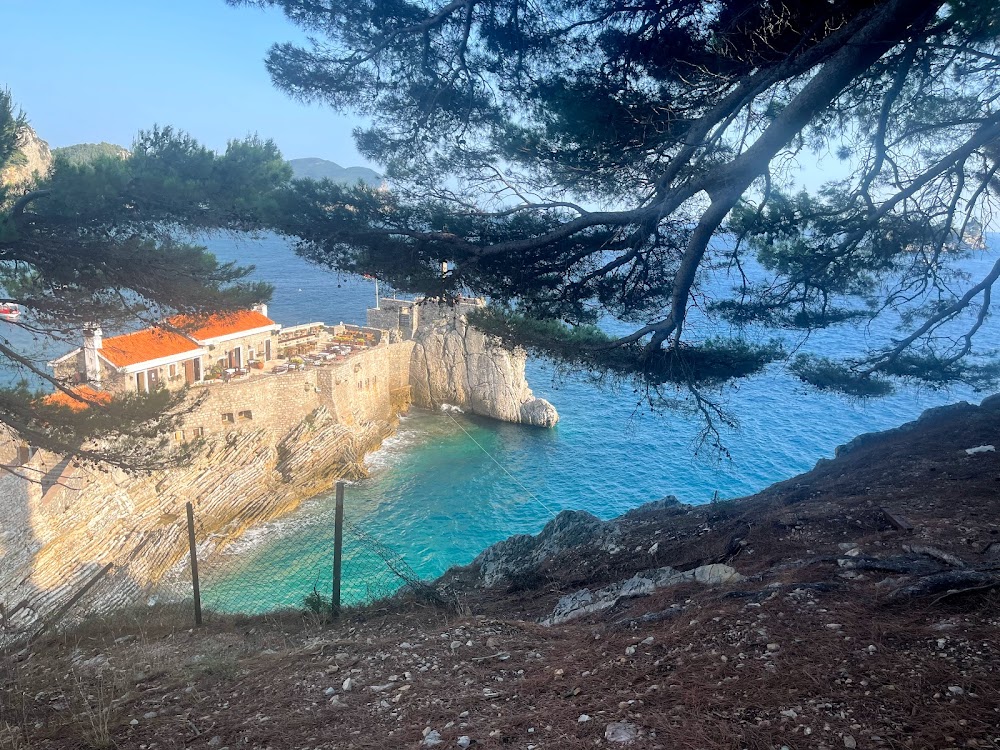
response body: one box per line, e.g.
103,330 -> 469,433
235,0 -> 1000,407
0,89 -> 291,471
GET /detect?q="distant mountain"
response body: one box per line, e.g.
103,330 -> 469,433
287,157 -> 383,188
52,142 -> 129,167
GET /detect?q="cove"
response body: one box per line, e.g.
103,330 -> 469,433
194,234 -> 999,612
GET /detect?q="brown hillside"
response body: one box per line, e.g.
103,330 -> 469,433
2,397 -> 998,749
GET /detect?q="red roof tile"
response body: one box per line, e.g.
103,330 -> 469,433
43,386 -> 114,412
167,310 -> 276,341
100,328 -> 201,368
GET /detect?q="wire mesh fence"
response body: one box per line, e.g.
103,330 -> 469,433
157,483 -> 433,621
1,482 -> 433,648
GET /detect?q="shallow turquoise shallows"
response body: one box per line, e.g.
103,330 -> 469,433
191,234 -> 999,612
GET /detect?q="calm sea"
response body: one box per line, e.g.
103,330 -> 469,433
179,233 -> 998,611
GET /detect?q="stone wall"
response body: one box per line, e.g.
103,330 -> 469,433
367,299 -> 418,340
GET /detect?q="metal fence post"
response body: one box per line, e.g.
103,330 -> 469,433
186,502 -> 203,626
332,482 -> 345,616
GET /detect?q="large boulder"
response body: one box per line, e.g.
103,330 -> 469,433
472,509 -> 610,586
410,300 -> 558,427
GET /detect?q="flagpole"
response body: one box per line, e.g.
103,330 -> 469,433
374,277 -> 380,309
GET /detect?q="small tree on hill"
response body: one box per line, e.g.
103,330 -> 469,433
0,89 -> 290,472
234,0 -> 1000,421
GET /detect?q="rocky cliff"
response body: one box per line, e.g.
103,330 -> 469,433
409,300 -> 559,427
0,405 -> 393,639
0,349 -> 413,639
0,125 -> 52,187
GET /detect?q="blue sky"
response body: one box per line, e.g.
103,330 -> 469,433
0,0 -> 371,166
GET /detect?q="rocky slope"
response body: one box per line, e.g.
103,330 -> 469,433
0,404 -> 395,642
3,395 -> 999,750
0,125 -> 52,187
410,300 -> 559,427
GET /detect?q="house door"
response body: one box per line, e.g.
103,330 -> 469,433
265,339 -> 272,361
136,371 -> 146,393
183,360 -> 195,385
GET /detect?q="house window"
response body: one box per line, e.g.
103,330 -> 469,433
193,427 -> 205,437
221,412 -> 235,423
168,363 -> 177,379
174,430 -> 185,443
238,410 -> 253,421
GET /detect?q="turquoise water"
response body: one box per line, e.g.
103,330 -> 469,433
191,233 -> 999,611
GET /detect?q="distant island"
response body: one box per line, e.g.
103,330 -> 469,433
287,157 -> 383,187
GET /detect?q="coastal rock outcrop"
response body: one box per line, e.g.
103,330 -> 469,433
0,125 -> 52,187
472,509 -> 613,587
409,300 -> 558,427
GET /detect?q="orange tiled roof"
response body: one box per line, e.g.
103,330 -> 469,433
166,310 -> 276,341
43,386 -> 113,412
100,328 -> 202,368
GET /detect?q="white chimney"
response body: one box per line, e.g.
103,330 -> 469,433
83,325 -> 103,385
252,303 -> 268,319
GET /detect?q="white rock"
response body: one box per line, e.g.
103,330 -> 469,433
844,735 -> 857,749
605,722 -> 640,743
640,636 -> 654,646
456,736 -> 471,749
422,729 -> 444,747
948,685 -> 965,695
342,678 -> 354,692
624,645 -> 637,656
965,444 -> 995,455
578,714 -> 591,723
648,542 -> 659,555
